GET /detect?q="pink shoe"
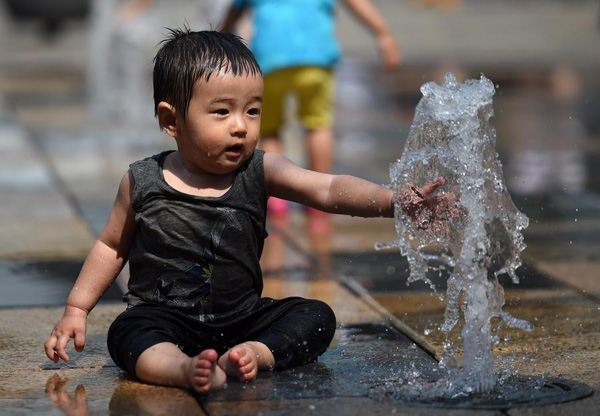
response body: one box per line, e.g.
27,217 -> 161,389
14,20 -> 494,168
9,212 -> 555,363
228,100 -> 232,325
267,197 -> 290,214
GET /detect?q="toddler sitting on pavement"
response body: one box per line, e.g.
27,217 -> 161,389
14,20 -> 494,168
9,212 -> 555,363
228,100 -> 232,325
45,29 -> 445,395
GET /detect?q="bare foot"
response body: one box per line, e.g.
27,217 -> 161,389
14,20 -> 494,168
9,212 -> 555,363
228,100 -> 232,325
218,342 -> 260,382
187,349 -> 226,395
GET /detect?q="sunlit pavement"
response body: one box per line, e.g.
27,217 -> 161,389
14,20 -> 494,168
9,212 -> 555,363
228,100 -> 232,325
1,1 -> 599,414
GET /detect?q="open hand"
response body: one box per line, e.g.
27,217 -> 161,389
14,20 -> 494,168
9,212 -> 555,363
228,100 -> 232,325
378,32 -> 403,70
398,177 -> 465,234
44,307 -> 87,363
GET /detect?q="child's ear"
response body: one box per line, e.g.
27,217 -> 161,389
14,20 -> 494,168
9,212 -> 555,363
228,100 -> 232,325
157,101 -> 179,138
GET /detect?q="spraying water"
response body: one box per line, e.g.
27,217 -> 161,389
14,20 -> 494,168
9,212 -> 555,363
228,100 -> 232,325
378,73 -> 533,394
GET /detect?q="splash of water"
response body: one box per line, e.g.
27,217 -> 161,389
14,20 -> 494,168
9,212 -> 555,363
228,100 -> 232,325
379,73 -> 533,394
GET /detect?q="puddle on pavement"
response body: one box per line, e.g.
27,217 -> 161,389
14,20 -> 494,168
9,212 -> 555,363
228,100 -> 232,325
333,251 -> 566,294
369,375 -> 593,409
205,323 -> 437,403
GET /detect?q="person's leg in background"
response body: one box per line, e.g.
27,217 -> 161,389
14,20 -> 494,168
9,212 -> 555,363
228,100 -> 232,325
261,68 -> 291,214
296,66 -> 335,175
296,67 -> 336,238
306,127 -> 334,174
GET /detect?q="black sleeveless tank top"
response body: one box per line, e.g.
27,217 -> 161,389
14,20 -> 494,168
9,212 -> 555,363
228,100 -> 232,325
123,150 -> 268,322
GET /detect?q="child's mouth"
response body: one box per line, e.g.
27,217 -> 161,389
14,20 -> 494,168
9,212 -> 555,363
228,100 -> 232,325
226,144 -> 243,156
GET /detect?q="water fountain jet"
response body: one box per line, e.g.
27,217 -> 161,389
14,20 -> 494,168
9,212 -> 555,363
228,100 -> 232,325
370,74 -> 593,408
377,72 -> 530,395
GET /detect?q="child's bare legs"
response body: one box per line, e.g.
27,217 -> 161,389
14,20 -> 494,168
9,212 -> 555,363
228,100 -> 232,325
306,127 -> 333,174
262,126 -> 334,174
218,341 -> 275,382
260,134 -> 284,155
135,342 -> 226,395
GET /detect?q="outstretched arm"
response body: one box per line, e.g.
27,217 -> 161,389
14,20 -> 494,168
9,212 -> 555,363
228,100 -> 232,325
264,152 -> 394,218
264,152 -> 448,220
340,0 -> 402,70
44,171 -> 137,363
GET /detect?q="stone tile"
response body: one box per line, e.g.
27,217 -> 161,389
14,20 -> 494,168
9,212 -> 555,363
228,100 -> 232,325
0,218 -> 95,259
0,189 -> 75,222
206,396 -> 503,416
0,367 -> 122,415
0,304 -> 125,371
0,258 -> 123,308
332,251 -> 566,295
104,379 -> 206,416
263,278 -> 382,325
289,213 -> 398,253
536,261 -> 600,299
13,105 -> 88,130
372,288 -> 600,414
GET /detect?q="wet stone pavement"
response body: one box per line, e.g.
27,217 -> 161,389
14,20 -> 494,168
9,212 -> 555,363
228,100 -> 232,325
1,1 -> 600,414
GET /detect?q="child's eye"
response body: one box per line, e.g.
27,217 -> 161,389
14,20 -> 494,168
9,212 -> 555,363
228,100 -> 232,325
215,109 -> 229,115
247,108 -> 261,116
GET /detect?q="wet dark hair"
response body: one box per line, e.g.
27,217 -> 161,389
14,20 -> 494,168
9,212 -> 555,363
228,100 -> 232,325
153,28 -> 262,122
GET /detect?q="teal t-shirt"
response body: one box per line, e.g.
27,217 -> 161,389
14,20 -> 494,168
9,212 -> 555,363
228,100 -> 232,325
233,0 -> 341,75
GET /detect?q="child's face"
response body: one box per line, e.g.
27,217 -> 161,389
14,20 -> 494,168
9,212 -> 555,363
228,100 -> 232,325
175,71 -> 263,175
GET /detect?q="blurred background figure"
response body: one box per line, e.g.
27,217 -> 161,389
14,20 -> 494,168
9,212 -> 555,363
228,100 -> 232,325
223,0 -> 402,278
87,0 -> 231,133
223,0 -> 402,218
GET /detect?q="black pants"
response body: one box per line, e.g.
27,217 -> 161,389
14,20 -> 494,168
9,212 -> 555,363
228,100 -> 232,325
107,297 -> 336,377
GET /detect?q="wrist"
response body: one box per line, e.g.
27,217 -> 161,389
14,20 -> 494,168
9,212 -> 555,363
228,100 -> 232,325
385,189 -> 395,218
64,304 -> 89,318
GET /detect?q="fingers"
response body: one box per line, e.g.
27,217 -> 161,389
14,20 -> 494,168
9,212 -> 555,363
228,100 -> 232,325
419,177 -> 445,197
54,334 -> 71,363
44,335 -> 58,362
45,373 -> 60,395
74,330 -> 86,353
44,333 -> 69,363
45,318 -> 86,362
378,33 -> 402,71
74,384 -> 88,407
45,333 -> 71,364
45,374 -> 85,412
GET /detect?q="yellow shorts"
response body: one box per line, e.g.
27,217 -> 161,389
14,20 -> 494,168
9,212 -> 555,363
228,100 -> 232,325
260,66 -> 335,136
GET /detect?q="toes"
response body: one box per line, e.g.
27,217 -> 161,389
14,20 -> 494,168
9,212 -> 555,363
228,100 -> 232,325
189,349 -> 225,395
195,359 -> 213,370
220,344 -> 259,382
237,355 -> 251,367
198,349 -> 218,362
228,347 -> 246,363
193,366 -> 212,378
240,367 -> 257,382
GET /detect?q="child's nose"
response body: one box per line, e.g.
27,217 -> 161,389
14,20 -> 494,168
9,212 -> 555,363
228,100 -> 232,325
230,114 -> 247,136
